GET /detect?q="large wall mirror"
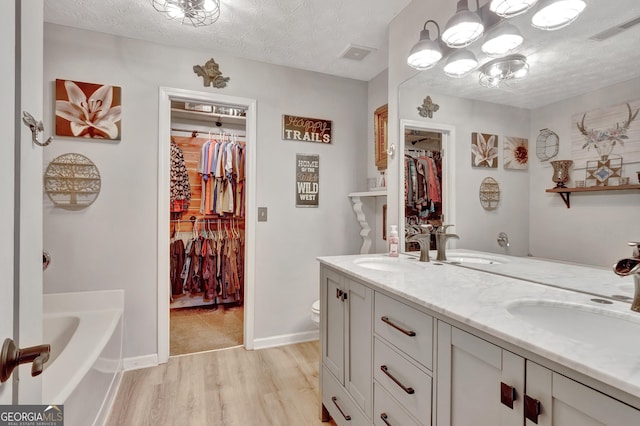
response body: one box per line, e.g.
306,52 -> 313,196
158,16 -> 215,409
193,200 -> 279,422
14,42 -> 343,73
397,0 -> 640,262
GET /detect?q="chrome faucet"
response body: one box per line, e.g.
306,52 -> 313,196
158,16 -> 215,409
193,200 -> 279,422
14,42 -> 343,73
407,224 -> 434,262
436,224 -> 460,261
613,241 -> 640,313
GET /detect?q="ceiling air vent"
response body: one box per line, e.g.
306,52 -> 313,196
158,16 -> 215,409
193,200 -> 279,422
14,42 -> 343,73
341,44 -> 375,61
590,16 -> 640,41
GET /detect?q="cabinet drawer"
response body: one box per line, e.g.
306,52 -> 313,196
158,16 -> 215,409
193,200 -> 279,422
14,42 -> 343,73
373,382 -> 422,426
322,365 -> 369,426
374,292 -> 433,369
374,338 -> 432,424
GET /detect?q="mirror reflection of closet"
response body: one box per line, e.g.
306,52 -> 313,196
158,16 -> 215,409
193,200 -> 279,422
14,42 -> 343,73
403,126 -> 443,252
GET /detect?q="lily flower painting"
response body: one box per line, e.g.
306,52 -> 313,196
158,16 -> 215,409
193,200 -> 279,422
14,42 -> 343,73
471,132 -> 498,168
55,79 -> 122,140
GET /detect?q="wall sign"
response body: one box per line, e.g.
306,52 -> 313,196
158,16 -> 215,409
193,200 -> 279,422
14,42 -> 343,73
283,115 -> 332,144
296,154 -> 319,207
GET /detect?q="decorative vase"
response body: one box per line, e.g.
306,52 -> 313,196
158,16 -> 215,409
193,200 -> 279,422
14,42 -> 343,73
550,160 -> 573,188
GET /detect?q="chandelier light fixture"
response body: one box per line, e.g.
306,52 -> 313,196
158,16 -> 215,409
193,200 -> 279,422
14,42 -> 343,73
489,0 -> 539,18
531,0 -> 586,31
478,54 -> 529,88
407,0 -> 587,88
151,0 -> 221,27
481,23 -> 524,57
407,20 -> 443,71
442,0 -> 485,48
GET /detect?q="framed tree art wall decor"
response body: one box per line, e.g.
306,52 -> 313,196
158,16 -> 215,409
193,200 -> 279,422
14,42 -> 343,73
375,104 -> 388,170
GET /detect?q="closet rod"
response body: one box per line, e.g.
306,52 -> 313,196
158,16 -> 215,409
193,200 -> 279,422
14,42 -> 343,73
169,218 -> 244,222
171,128 -> 202,137
171,127 -> 246,139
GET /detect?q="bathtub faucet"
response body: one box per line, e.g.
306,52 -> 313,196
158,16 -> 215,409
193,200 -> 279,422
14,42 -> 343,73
613,242 -> 640,313
0,338 -> 51,382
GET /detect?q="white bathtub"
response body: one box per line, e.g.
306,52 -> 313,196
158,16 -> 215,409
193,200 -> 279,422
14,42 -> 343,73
43,290 -> 124,426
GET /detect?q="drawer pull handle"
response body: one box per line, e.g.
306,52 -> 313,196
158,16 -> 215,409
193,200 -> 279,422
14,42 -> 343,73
331,396 -> 351,421
380,413 -> 392,426
380,365 -> 415,394
500,382 -> 516,409
381,316 -> 416,337
524,394 -> 541,424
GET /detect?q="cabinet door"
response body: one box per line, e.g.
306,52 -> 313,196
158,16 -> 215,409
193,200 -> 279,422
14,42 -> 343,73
345,278 -> 373,416
526,361 -> 640,426
436,322 -> 525,426
322,267 -> 345,383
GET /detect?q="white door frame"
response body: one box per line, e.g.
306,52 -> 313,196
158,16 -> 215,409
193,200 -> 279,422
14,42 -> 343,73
157,87 -> 257,363
0,0 -> 17,405
398,119 -> 456,251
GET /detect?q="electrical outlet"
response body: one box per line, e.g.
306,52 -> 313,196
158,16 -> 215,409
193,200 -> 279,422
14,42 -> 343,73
258,207 -> 268,222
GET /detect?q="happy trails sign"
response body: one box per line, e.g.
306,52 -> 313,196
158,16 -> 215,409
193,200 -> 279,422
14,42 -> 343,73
283,115 -> 332,144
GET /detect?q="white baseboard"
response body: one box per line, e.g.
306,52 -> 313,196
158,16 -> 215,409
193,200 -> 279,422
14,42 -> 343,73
122,331 -> 319,370
252,330 -> 319,350
122,354 -> 159,371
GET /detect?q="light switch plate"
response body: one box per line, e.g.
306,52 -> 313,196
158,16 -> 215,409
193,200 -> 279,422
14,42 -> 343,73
258,207 -> 268,222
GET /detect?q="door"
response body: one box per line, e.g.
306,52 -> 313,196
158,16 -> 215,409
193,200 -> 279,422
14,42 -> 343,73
0,0 -> 17,405
322,266 -> 345,383
436,322 -> 525,426
0,0 -> 45,404
526,361 -> 640,425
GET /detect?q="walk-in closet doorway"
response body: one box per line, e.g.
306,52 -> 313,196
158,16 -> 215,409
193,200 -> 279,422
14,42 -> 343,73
157,88 -> 257,363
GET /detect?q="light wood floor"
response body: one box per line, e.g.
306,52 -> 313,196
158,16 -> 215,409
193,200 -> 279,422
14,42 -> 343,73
106,341 -> 337,426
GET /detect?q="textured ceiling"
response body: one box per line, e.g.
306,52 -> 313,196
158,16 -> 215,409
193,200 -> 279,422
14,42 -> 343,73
43,0 -> 412,82
43,1 -> 640,109
402,0 -> 640,109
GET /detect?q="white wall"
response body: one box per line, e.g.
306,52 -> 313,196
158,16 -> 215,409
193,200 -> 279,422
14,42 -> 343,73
43,24 -> 367,359
367,69 -> 389,253
529,78 -> 640,266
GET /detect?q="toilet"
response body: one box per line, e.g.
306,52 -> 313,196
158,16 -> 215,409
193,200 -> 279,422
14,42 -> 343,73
311,299 -> 320,326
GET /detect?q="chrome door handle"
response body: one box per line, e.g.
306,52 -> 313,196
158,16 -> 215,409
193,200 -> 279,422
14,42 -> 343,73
1,338 -> 51,382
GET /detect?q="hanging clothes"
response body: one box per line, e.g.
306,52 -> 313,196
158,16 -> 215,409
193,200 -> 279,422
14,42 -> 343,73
197,137 -> 246,217
170,220 -> 244,305
170,139 -> 191,213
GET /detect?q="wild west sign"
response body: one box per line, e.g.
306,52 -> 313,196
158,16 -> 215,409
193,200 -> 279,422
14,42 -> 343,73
283,115 -> 332,144
296,154 -> 319,207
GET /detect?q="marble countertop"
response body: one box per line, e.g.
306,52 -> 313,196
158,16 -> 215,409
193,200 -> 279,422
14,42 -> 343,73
318,250 -> 640,404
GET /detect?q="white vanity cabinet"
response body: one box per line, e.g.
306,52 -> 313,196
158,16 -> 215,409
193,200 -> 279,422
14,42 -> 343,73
436,323 -> 640,426
321,265 -> 373,425
319,259 -> 640,426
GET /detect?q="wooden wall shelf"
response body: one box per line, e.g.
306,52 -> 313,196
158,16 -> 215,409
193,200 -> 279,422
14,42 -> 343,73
546,184 -> 640,208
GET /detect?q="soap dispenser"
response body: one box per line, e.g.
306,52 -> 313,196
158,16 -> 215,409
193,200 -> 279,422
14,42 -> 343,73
389,225 -> 399,257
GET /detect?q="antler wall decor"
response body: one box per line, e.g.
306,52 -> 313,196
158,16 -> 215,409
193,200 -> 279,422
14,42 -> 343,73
576,103 -> 639,152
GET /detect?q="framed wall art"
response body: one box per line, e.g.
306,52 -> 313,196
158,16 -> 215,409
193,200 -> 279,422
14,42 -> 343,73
374,104 -> 388,170
472,132 -> 498,168
55,79 -> 122,140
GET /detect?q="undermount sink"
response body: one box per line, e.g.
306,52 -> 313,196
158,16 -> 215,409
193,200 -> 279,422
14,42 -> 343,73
506,300 -> 640,352
445,252 -> 507,265
353,257 -> 422,272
